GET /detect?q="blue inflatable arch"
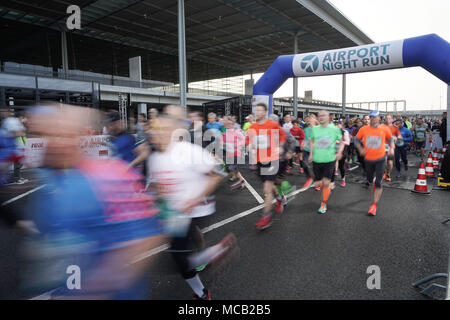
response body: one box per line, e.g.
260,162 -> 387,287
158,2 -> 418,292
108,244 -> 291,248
252,34 -> 450,118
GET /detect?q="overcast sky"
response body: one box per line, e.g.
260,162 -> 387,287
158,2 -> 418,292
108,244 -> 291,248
245,0 -> 449,111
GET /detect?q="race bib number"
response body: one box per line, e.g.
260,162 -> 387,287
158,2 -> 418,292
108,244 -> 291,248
254,135 -> 270,150
366,136 -> 382,149
395,138 -> 404,147
316,137 -> 331,149
416,131 -> 425,139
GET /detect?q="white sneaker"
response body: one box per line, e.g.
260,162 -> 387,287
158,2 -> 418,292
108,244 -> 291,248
330,182 -> 336,190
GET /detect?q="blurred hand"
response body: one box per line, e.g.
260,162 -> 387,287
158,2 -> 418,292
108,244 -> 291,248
181,197 -> 202,214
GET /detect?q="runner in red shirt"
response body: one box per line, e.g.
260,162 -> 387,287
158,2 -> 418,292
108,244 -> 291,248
385,114 -> 403,182
290,120 -> 309,176
248,103 -> 286,230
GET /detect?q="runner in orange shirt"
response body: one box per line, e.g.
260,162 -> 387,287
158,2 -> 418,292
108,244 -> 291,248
248,103 -> 286,230
356,110 -> 394,216
384,114 -> 403,182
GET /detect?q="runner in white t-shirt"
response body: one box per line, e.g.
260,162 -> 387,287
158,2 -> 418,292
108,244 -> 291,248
147,110 -> 237,300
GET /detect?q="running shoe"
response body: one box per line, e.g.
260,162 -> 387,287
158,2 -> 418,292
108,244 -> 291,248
299,168 -> 304,174
206,233 -> 237,268
396,171 -> 401,178
255,214 -> 273,230
317,202 -> 327,214
228,175 -> 236,182
302,177 -> 313,190
275,195 -> 288,214
340,178 -> 346,187
286,167 -> 293,174
368,203 -> 377,216
315,185 -> 321,191
330,182 -> 336,190
193,289 -> 211,300
385,175 -> 391,182
275,197 -> 284,214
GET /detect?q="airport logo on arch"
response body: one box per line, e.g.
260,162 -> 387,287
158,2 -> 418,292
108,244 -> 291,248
293,40 -> 404,77
300,55 -> 320,73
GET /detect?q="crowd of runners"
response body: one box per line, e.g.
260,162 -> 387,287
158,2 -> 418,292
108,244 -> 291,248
0,104 -> 448,300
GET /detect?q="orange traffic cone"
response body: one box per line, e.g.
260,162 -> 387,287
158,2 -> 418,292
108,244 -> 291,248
432,149 -> 439,170
411,162 -> 430,194
425,152 -> 434,177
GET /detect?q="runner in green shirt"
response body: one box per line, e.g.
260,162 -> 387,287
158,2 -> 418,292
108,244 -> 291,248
308,110 -> 344,214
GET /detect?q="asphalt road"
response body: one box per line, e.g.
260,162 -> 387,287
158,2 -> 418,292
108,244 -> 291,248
1,154 -> 449,300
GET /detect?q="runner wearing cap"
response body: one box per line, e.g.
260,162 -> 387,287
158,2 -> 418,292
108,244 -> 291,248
355,110 -> 394,216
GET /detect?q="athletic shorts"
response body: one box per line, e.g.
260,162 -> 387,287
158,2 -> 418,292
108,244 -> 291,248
387,152 -> 395,161
257,161 -> 279,182
415,141 -> 425,150
303,151 -> 310,162
294,146 -> 301,154
313,161 -> 335,181
365,157 -> 386,188
277,160 -> 288,180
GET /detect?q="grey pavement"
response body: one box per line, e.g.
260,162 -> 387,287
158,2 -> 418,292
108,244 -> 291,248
0,154 -> 449,300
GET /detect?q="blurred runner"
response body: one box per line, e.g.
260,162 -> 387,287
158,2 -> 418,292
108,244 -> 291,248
148,107 -> 237,300
221,115 -> 246,190
22,105 -> 165,300
300,115 -> 317,190
107,111 -> 150,176
248,103 -> 286,229
384,114 -> 402,182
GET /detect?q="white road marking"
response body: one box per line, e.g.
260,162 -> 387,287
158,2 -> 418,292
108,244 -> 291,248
241,176 -> 264,204
1,184 -> 46,207
348,165 -> 359,171
133,185 -> 308,263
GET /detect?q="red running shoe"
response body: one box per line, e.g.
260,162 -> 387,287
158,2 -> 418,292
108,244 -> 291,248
255,214 -> 273,230
368,203 -> 377,216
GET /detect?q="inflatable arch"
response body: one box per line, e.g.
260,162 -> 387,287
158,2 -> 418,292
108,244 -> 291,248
252,33 -> 450,122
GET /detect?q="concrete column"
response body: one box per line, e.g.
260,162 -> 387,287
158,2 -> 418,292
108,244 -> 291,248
245,79 -> 254,96
342,74 -> 346,116
129,56 -> 142,87
446,85 -> 449,143
293,34 -> 299,119
138,103 -> 147,116
178,0 -> 187,113
61,31 -> 69,77
0,87 -> 6,107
